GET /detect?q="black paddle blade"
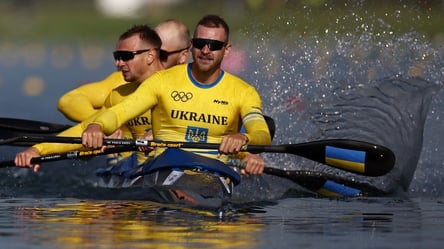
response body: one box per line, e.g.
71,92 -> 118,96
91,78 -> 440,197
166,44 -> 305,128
283,140 -> 396,177
263,168 -> 388,197
263,115 -> 275,140
0,117 -> 71,146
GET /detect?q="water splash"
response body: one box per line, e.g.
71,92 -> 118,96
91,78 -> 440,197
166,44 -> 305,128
234,3 -> 443,198
309,76 -> 439,193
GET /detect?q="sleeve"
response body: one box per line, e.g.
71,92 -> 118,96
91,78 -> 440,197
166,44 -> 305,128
33,109 -> 106,154
241,86 -> 272,145
35,99 -> 138,155
33,123 -> 85,155
57,72 -> 124,122
91,72 -> 161,135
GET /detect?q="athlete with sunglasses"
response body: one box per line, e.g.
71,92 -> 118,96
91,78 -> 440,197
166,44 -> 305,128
81,15 -> 272,176
14,24 -> 181,175
57,19 -> 190,123
55,19 -> 191,167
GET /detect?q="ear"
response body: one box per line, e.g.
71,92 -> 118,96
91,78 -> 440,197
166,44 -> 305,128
223,43 -> 232,57
145,50 -> 156,65
178,49 -> 190,64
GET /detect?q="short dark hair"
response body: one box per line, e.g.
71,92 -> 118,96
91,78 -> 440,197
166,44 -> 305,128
194,15 -> 229,42
119,25 -> 162,49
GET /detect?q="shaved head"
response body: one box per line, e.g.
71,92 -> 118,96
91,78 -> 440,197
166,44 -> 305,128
155,19 -> 190,52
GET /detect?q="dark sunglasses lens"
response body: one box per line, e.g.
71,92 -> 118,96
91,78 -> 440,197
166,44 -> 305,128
208,40 -> 225,50
192,39 -> 206,49
113,51 -> 134,61
192,39 -> 225,51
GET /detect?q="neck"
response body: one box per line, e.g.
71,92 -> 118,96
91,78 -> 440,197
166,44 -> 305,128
138,60 -> 164,84
190,63 -> 222,85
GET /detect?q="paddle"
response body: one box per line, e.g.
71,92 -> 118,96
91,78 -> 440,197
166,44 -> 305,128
0,146 -> 137,167
0,116 -> 275,146
0,117 -> 72,146
257,167 -> 386,197
0,135 -> 395,176
0,145 -> 386,197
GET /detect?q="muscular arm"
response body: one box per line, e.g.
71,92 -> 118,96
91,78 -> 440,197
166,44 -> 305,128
91,73 -> 160,135
241,87 -> 272,145
57,72 -> 125,122
33,108 -> 107,154
33,122 -> 86,155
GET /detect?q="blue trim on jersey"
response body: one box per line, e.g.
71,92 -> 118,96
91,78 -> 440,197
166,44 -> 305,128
187,63 -> 224,89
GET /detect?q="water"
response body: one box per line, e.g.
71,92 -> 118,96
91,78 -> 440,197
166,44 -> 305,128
1,2 -> 444,248
0,197 -> 443,249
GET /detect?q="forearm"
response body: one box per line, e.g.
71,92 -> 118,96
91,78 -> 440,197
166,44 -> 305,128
33,123 -> 85,154
91,82 -> 157,135
244,129 -> 271,145
243,117 -> 272,145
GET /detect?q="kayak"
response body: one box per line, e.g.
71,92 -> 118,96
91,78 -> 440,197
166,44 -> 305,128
95,148 -> 241,211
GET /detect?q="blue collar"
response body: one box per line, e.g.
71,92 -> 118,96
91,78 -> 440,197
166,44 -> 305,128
187,63 -> 224,89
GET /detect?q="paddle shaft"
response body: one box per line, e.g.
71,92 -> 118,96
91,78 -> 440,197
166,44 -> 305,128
0,115 -> 276,146
0,146 -> 137,167
0,136 -> 395,176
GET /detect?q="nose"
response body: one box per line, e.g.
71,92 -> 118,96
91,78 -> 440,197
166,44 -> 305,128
115,59 -> 124,68
200,44 -> 211,53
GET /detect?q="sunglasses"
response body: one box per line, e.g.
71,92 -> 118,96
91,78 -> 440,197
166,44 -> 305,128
191,38 -> 227,51
161,46 -> 189,56
113,49 -> 151,62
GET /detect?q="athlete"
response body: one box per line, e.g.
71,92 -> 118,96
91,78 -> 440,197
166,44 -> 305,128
14,24 -> 166,172
57,19 -> 191,122
155,19 -> 191,69
15,18 -> 268,176
81,15 -> 272,175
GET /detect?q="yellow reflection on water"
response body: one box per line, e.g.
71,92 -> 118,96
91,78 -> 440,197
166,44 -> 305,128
15,200 -> 264,249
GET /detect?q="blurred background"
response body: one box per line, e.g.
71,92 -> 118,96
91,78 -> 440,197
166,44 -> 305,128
0,0 -> 442,122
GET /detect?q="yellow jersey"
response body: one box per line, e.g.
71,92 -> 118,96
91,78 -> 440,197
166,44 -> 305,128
36,80 -> 152,164
57,72 -> 126,122
90,63 -> 271,161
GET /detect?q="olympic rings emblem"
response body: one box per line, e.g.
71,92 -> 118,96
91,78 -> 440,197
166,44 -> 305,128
171,91 -> 193,102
